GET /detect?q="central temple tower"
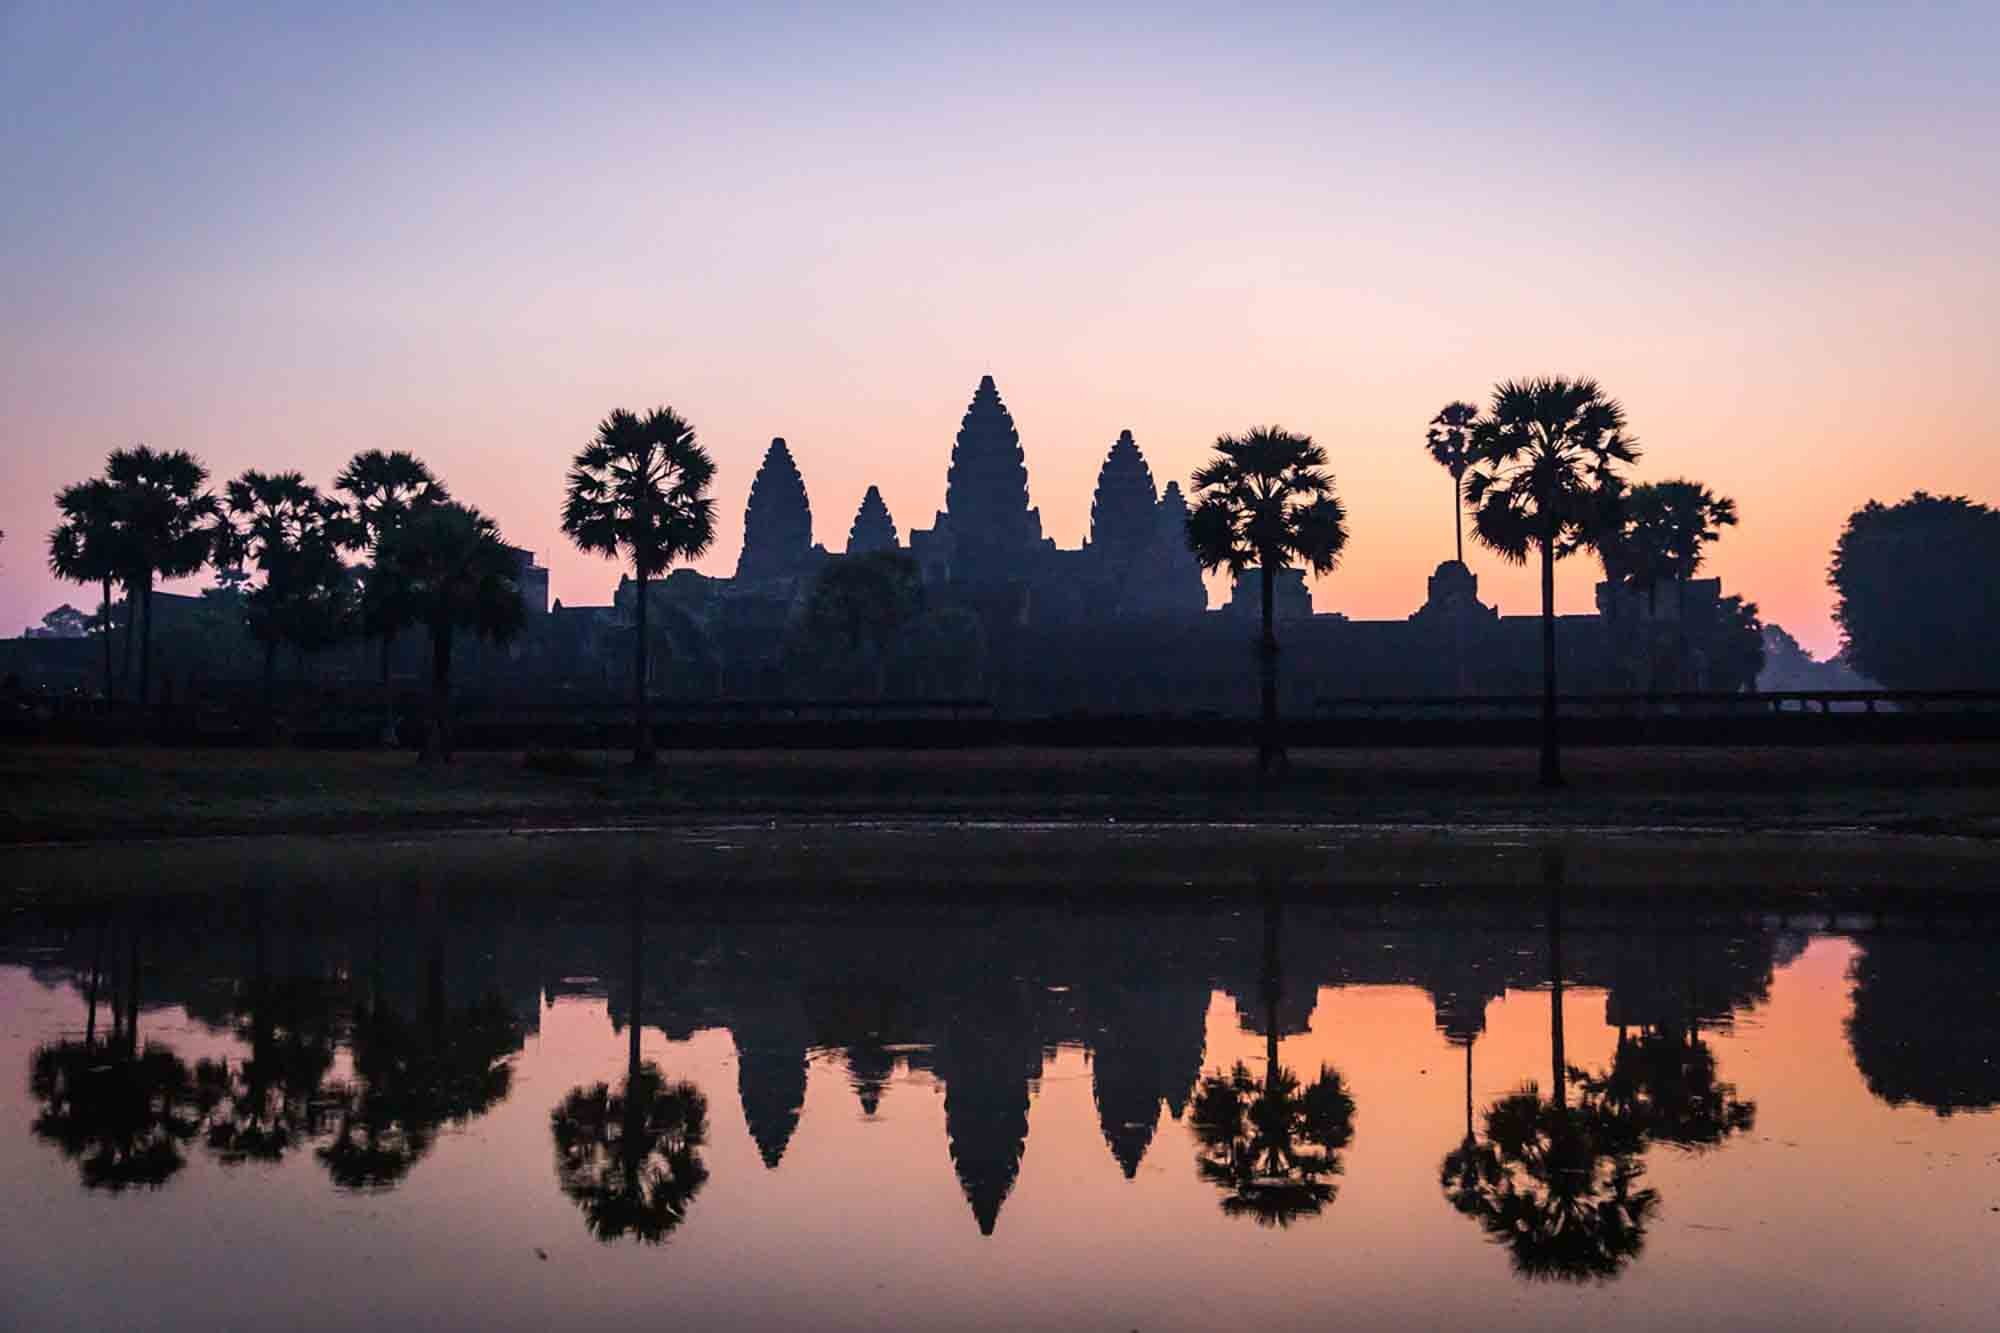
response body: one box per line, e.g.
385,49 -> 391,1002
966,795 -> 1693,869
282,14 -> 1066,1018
936,374 -> 1044,587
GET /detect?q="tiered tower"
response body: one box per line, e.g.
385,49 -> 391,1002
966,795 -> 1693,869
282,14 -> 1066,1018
845,485 -> 899,555
1087,430 -> 1158,575
735,438 -> 815,582
939,375 -> 1043,586
1120,480 -> 1209,618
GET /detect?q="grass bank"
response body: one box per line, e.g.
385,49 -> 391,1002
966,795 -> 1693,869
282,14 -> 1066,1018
3,742 -> 1998,845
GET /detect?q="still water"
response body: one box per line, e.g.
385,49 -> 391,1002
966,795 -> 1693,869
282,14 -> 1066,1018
3,832 -> 1997,1332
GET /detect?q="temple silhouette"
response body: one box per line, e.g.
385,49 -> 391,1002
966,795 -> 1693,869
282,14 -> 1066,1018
6,372 -> 1767,714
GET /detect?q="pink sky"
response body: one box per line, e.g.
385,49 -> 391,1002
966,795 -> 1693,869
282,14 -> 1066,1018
5,5 -> 1996,656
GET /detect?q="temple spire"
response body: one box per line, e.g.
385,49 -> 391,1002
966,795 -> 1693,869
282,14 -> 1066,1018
942,375 -> 1041,585
1089,429 -> 1158,567
736,438 -> 814,581
846,485 -> 898,555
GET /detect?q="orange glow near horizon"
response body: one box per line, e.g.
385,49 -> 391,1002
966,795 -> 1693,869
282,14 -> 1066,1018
4,6 -> 1996,658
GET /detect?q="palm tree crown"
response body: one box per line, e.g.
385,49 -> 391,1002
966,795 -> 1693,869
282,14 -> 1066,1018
562,408 -> 717,578
1186,428 -> 1348,578
378,502 -> 525,645
1426,400 -> 1481,566
332,449 -> 449,555
1463,379 -> 1637,563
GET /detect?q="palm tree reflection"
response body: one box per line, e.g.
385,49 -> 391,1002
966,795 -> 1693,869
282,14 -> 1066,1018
549,886 -> 710,1243
27,922 -> 208,1191
1443,1084 -> 1657,1282
317,908 -> 521,1189
1191,887 -> 1354,1227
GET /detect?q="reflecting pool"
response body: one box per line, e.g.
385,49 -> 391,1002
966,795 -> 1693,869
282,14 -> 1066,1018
4,832 -> 1997,1331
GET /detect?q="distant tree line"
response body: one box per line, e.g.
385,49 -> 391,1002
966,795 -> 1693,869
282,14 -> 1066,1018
34,381 -> 1998,777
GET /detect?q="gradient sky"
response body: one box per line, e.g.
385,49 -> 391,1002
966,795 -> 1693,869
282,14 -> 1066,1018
4,2 -> 1996,654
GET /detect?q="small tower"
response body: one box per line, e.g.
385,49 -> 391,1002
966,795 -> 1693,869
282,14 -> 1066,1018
736,438 -> 814,582
846,485 -> 899,555
1088,430 -> 1159,575
1120,480 -> 1208,619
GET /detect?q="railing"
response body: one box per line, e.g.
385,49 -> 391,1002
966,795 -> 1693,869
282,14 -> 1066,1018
1309,689 -> 2000,719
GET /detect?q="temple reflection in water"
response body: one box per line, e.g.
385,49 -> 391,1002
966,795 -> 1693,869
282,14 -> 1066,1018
7,856 -> 1999,1333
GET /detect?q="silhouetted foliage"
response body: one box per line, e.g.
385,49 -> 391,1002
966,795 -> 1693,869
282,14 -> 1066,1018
1191,1060 -> 1355,1227
551,1064 -> 710,1243
1846,934 -> 2000,1116
317,994 -> 521,1190
47,477 -> 131,698
372,503 -> 524,761
1425,400 -> 1480,566
218,470 -> 356,721
1830,492 -> 2000,688
1442,1084 -> 1657,1283
795,551 -> 926,696
1187,427 -> 1348,773
30,1040 -> 208,1192
333,450 -> 450,737
1463,379 -> 1638,785
104,446 -> 221,705
562,406 -> 717,765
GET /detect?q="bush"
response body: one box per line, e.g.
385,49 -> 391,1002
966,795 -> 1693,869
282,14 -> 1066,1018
523,748 -> 597,777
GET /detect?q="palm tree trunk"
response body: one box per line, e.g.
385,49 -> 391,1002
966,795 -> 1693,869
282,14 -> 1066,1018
1538,532 -> 1561,787
380,632 -> 396,746
633,570 -> 655,767
1463,1038 -> 1474,1139
262,638 -> 278,739
1452,471 -> 1465,567
100,578 -> 116,702
85,920 -> 106,1047
1262,885 -> 1282,1088
1547,854 -> 1566,1109
1258,563 -> 1281,774
120,586 -> 136,701
427,623 -> 454,763
138,577 -> 155,709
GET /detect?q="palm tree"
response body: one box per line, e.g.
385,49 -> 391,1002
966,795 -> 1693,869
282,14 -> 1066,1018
1444,1084 -> 1657,1282
218,471 -> 355,726
562,407 -> 717,767
1190,888 -> 1355,1227
1186,428 -> 1349,774
1425,401 -> 1481,567
1609,480 -> 1739,689
104,446 -> 220,707
372,502 -> 525,761
549,889 -> 711,1243
47,478 -> 130,700
333,450 -> 450,743
1463,379 -> 1638,786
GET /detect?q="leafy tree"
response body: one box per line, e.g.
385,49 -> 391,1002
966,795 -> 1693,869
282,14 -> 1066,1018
796,551 -> 925,696
29,1040 -> 209,1191
1464,379 -> 1638,786
105,446 -> 220,706
1830,492 -> 2000,688
372,503 -> 525,761
1602,480 -> 1740,689
34,604 -> 90,639
562,406 -> 717,767
1186,428 -> 1349,774
47,477 -> 131,698
333,450 -> 450,740
1425,401 -> 1480,566
218,471 -> 355,722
